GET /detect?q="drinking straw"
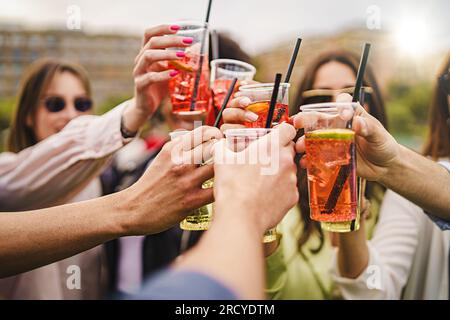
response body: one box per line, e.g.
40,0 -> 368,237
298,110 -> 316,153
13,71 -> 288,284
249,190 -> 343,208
211,29 -> 219,61
351,43 -> 371,103
213,77 -> 238,128
265,73 -> 282,129
323,43 -> 371,214
349,87 -> 366,230
284,38 -> 302,83
190,0 -> 214,111
281,38 -> 301,111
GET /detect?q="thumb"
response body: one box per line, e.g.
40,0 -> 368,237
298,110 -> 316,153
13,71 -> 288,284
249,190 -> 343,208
212,138 -> 235,166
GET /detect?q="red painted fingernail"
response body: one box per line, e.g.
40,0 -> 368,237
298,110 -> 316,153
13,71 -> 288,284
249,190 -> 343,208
182,37 -> 193,44
170,70 -> 180,77
170,25 -> 181,31
176,51 -> 185,58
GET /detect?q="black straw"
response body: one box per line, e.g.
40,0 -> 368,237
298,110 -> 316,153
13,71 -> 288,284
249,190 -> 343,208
284,38 -> 302,83
190,0 -> 214,111
265,73 -> 282,129
205,0 -> 213,23
213,78 -> 238,128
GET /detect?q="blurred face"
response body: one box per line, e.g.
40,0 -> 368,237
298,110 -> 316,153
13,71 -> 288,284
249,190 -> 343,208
312,61 -> 370,112
28,71 -> 92,141
313,61 -> 356,94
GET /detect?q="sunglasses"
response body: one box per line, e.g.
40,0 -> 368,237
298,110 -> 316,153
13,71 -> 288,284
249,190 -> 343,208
438,73 -> 450,95
302,87 -> 373,105
43,96 -> 93,113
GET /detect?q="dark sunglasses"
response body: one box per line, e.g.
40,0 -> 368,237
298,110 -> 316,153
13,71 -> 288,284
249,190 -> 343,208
302,87 -> 373,105
438,73 -> 450,95
44,96 -> 93,113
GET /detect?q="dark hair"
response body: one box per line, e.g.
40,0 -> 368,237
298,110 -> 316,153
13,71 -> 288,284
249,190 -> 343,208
7,58 -> 91,152
208,32 -> 252,64
423,54 -> 450,159
294,49 -> 388,254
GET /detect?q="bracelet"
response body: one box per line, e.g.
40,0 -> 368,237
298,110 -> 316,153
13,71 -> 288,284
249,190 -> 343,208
120,116 -> 138,139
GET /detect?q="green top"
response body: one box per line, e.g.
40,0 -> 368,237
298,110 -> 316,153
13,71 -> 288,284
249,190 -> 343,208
265,183 -> 384,300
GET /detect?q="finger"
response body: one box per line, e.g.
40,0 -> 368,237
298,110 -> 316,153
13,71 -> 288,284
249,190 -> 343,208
212,138 -> 241,167
182,138 -> 218,165
180,126 -> 223,151
222,107 -> 258,124
229,96 -> 251,109
190,163 -> 215,187
134,70 -> 175,91
134,50 -> 184,76
285,141 -> 296,159
270,123 -> 297,147
220,123 -> 246,133
142,24 -> 180,47
295,135 -> 305,153
149,35 -> 193,50
136,35 -> 192,64
335,93 -> 353,103
187,187 -> 215,210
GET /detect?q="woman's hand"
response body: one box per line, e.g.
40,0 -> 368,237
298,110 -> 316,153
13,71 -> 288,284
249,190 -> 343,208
122,24 -> 193,133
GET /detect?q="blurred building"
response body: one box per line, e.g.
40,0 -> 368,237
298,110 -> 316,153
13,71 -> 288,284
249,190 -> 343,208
0,23 -> 140,107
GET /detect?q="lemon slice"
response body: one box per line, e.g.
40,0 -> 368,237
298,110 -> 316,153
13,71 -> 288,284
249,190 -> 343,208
170,60 -> 194,72
246,101 -> 269,113
307,128 -> 355,140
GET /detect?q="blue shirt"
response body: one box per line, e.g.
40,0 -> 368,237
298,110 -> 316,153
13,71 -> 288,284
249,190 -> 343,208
125,270 -> 237,300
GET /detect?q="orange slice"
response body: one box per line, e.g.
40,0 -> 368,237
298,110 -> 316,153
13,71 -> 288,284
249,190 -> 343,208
169,60 -> 194,72
246,101 -> 269,113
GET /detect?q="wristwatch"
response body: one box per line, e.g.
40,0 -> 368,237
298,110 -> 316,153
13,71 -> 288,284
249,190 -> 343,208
120,116 -> 138,139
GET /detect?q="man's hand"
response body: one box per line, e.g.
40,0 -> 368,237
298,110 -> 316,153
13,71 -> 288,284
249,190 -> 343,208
213,123 -> 299,234
121,126 -> 223,235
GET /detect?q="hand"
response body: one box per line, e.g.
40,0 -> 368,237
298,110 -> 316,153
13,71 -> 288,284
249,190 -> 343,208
120,126 -> 223,235
220,95 -> 259,132
213,123 -> 299,235
293,93 -> 400,182
133,24 -> 193,116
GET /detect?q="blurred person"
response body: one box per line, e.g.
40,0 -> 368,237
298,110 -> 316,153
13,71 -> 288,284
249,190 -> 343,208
0,24 -> 196,299
101,32 -> 254,296
222,49 -> 388,299
329,53 -> 450,299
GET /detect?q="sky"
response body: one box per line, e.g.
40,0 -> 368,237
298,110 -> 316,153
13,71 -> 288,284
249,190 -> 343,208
0,0 -> 449,54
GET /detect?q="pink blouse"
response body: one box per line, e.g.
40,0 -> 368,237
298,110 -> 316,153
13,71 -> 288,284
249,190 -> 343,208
0,101 -> 131,211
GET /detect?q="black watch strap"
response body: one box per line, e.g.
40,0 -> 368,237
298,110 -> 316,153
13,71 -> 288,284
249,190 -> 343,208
120,116 -> 138,139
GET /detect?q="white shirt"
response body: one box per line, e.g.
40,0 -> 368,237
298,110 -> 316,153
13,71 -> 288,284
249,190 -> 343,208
331,189 -> 450,299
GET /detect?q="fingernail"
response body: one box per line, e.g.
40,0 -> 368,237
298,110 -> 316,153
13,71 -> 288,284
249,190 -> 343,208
244,111 -> 259,122
170,25 -> 181,31
169,70 -> 180,77
176,51 -> 185,58
182,37 -> 193,44
240,97 -> 251,107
